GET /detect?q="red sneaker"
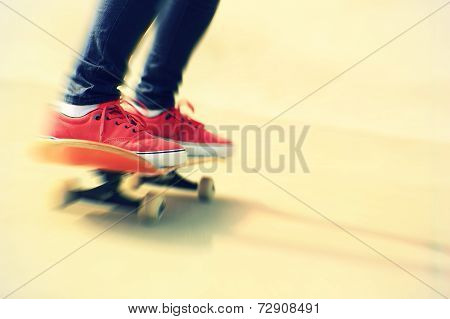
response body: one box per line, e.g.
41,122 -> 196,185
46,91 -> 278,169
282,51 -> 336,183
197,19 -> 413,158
124,99 -> 233,157
46,100 -> 187,168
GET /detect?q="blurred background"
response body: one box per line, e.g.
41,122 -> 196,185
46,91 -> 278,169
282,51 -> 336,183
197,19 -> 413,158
1,0 -> 449,298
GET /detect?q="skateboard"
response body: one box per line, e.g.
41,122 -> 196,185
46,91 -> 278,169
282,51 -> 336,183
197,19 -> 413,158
33,138 -> 217,222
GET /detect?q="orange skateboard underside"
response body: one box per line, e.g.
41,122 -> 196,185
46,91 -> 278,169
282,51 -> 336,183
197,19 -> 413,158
32,138 -> 171,176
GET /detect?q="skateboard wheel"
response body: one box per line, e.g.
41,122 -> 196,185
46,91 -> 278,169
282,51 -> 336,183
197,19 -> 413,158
198,176 -> 215,201
120,173 -> 141,191
51,178 -> 79,208
137,193 -> 166,222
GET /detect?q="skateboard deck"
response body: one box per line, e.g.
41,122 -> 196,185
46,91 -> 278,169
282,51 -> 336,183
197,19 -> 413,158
33,138 -> 208,175
32,138 -> 218,222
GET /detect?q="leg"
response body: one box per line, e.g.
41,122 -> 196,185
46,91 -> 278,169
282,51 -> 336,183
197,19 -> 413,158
135,0 -> 220,110
64,0 -> 162,105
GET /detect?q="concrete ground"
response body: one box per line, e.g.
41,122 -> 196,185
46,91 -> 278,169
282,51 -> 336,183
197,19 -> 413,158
0,0 -> 449,298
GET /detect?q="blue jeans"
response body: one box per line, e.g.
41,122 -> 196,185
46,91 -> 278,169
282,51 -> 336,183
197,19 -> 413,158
64,0 -> 219,109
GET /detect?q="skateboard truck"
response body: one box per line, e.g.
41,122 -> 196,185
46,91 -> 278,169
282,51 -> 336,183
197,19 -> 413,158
53,170 -> 215,223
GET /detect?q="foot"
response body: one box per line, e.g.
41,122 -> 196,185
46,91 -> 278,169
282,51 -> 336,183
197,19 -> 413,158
124,99 -> 233,157
46,100 -> 187,168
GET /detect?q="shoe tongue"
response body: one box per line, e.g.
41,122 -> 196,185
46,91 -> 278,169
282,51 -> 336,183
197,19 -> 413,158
98,100 -> 120,108
103,106 -> 123,119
